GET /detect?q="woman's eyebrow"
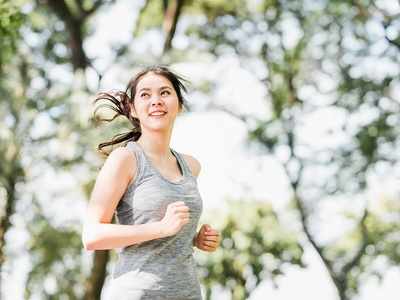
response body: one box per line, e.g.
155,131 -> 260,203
138,86 -> 172,92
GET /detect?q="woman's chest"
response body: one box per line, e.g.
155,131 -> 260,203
130,174 -> 203,219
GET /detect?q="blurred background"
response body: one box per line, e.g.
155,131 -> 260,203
1,0 -> 399,299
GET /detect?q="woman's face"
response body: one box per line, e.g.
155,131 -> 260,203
131,72 -> 181,133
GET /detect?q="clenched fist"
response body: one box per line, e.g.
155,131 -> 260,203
160,201 -> 190,237
193,224 -> 220,252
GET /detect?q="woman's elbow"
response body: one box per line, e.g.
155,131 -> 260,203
82,238 -> 96,251
82,224 -> 98,251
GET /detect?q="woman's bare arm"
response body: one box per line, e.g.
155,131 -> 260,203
81,147 -> 164,250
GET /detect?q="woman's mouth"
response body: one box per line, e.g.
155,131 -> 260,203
149,111 -> 167,118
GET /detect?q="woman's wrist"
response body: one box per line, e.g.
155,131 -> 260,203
151,221 -> 166,239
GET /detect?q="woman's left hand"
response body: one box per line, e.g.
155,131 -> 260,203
194,224 -> 220,252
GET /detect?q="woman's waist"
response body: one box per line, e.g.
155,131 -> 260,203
113,253 -> 196,280
119,242 -> 195,262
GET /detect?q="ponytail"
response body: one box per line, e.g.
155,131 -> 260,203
93,91 -> 141,155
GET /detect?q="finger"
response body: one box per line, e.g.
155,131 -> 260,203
172,204 -> 189,210
203,236 -> 218,242
206,238 -> 220,246
204,233 -> 219,239
174,203 -> 189,209
202,240 -> 217,247
201,245 -> 216,252
203,234 -> 218,240
199,224 -> 207,232
177,217 -> 189,225
200,240 -> 217,247
173,206 -> 190,213
170,201 -> 185,207
204,230 -> 219,236
173,201 -> 185,205
199,224 -> 208,231
177,212 -> 190,219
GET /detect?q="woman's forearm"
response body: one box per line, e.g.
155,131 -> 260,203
82,221 -> 164,250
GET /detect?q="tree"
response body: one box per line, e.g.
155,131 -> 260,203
196,199 -> 304,300
0,1 -> 23,71
133,0 -> 186,54
20,1 -> 115,297
177,0 -> 400,299
39,0 -> 116,71
0,3 -> 26,295
0,1 -> 115,298
4,0 -> 190,298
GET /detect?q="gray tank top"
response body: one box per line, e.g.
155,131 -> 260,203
108,141 -> 203,300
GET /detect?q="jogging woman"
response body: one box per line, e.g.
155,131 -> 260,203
82,65 -> 220,299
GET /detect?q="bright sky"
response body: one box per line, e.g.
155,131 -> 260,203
3,0 -> 399,299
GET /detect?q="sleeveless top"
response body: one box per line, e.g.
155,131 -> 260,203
106,141 -> 203,300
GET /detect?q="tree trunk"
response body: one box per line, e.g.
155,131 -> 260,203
45,0 -> 89,70
0,172 -> 19,296
84,250 -> 110,300
163,0 -> 185,53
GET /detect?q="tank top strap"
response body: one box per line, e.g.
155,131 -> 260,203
125,141 -> 145,185
170,149 -> 192,178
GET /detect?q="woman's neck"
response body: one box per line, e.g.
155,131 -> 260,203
137,130 -> 172,159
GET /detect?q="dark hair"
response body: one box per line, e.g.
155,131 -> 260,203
93,65 -> 189,155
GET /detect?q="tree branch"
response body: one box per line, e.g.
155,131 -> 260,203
282,119 -> 335,278
162,0 -> 168,13
293,193 -> 337,274
206,102 -> 250,124
385,36 -> 400,51
82,0 -> 108,18
74,0 -> 86,18
133,0 -> 152,37
163,0 -> 185,53
29,133 -> 58,144
44,0 -> 106,70
281,60 -> 343,295
45,0 -> 77,25
342,208 -> 369,274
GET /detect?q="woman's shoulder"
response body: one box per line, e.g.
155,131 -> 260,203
181,153 -> 201,177
104,145 -> 137,180
107,145 -> 135,162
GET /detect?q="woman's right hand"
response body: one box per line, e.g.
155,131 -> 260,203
159,201 -> 190,237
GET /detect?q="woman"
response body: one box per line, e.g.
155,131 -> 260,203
82,65 -> 220,300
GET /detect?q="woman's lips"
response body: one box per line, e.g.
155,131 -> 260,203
149,111 -> 167,116
149,111 -> 167,118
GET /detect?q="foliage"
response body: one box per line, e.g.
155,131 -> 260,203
180,0 -> 400,299
0,0 -> 24,71
197,200 -> 304,300
25,199 -> 86,300
1,0 -> 399,299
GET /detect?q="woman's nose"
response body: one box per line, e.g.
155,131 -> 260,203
150,95 -> 163,106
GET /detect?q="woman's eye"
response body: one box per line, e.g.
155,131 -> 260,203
140,93 -> 150,98
161,90 -> 170,96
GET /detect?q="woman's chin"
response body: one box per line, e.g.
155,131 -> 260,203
143,123 -> 172,132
